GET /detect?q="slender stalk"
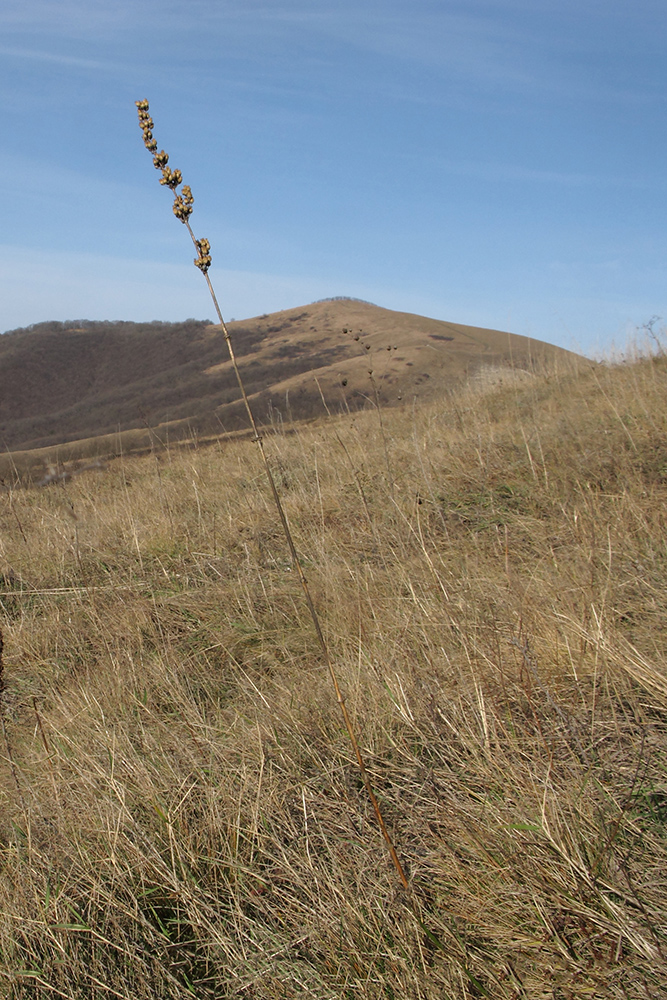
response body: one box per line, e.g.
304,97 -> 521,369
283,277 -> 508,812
186,221 -> 408,888
136,102 -> 408,888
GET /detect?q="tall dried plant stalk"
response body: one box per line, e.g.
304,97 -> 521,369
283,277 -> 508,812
135,100 -> 408,888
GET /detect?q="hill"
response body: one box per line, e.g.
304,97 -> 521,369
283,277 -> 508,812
0,299 -> 574,461
0,347 -> 665,996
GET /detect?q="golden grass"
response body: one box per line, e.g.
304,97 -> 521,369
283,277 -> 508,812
0,351 -> 667,996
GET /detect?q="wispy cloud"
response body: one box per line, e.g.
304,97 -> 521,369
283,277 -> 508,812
0,45 -> 111,70
2,0 -> 658,108
0,152 -> 137,202
0,0 -> 136,33
412,156 -> 660,189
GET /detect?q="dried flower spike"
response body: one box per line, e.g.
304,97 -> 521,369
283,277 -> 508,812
135,99 -> 211,267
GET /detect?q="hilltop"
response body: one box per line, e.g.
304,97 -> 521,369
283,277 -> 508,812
1,299 -> 575,464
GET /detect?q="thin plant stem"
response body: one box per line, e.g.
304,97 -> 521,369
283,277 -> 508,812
134,101 -> 408,888
184,222 -> 408,889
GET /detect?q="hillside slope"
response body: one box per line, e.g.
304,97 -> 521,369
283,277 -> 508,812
1,299 -> 575,453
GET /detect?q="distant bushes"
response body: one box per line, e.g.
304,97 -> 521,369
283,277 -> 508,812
1,318 -> 213,338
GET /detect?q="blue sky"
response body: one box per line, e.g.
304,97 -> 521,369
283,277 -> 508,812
1,0 -> 665,353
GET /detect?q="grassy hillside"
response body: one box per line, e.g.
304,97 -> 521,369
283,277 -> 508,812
0,300 -> 572,457
0,348 -> 666,997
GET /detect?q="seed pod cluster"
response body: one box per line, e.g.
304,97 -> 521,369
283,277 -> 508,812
194,238 -> 212,274
152,150 -> 169,169
135,98 -> 211,269
173,185 -> 194,223
136,100 -> 157,153
158,166 -> 183,190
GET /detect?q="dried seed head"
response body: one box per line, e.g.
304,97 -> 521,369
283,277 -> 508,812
172,196 -> 187,220
152,150 -> 169,169
136,99 -> 208,268
159,166 -> 182,189
173,185 -> 194,222
136,100 -> 161,157
194,238 -> 212,273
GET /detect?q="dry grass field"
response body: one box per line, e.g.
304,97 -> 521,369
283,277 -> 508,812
0,345 -> 666,997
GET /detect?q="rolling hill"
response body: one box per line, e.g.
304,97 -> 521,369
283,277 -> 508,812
1,298 -> 577,477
